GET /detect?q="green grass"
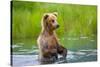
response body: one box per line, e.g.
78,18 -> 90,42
12,1 -> 97,50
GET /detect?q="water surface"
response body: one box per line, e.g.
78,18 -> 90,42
12,36 -> 97,66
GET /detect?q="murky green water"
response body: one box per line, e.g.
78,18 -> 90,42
12,36 -> 97,66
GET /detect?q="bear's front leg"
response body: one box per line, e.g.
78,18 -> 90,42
57,45 -> 67,59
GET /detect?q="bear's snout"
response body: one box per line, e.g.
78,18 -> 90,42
56,24 -> 60,28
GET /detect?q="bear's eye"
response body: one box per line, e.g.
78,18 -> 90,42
52,20 -> 55,23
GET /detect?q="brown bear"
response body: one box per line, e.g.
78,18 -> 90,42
37,12 -> 67,64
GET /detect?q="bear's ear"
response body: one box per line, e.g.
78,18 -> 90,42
43,14 -> 49,20
53,12 -> 58,17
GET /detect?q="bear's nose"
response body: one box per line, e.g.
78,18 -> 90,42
56,25 -> 60,28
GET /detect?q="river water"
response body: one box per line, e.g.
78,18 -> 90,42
12,36 -> 97,66
12,49 -> 97,66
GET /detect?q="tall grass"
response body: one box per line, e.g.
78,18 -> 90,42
12,1 -> 97,42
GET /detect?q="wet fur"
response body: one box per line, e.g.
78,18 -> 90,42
37,12 -> 67,64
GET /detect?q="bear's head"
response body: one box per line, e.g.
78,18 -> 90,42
42,12 -> 59,31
